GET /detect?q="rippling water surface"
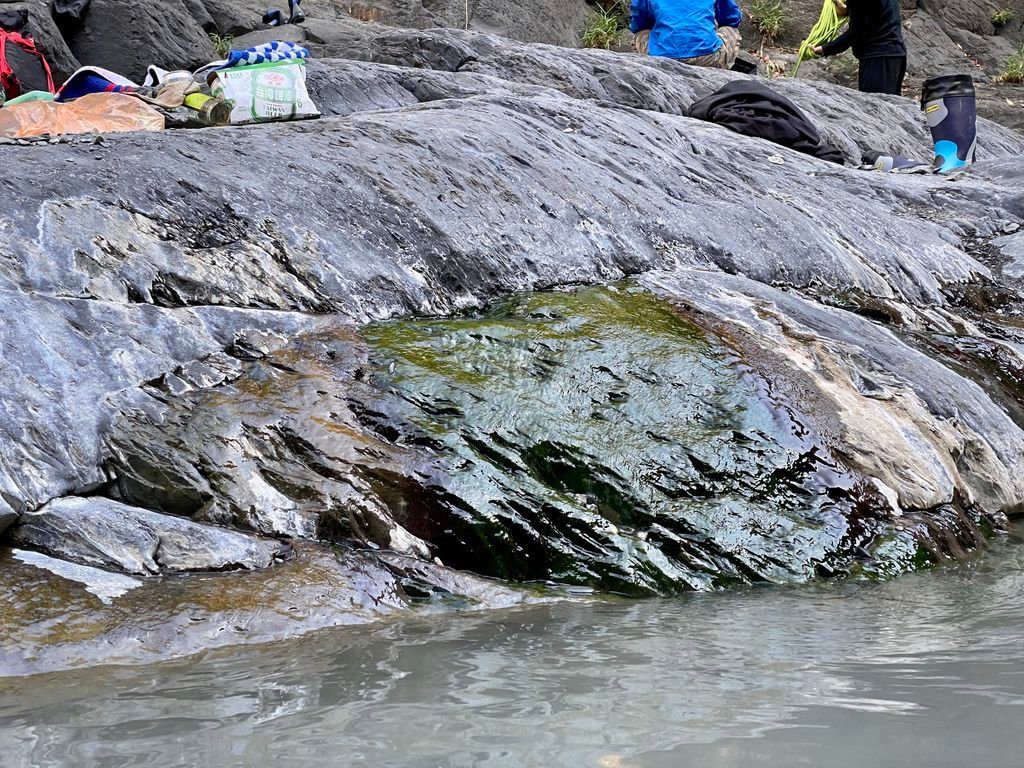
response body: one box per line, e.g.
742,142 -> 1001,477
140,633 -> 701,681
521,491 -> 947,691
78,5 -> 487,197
4,541 -> 1024,767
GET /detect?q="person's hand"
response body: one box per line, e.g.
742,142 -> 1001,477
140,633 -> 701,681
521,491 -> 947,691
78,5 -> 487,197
811,45 -> 824,56
832,0 -> 848,16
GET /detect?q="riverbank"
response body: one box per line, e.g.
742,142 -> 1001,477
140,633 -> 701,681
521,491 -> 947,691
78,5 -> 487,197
3,24 -> 1024,672
4,535 -> 1024,765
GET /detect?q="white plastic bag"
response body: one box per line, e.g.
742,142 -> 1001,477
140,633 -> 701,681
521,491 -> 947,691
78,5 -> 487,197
208,60 -> 319,125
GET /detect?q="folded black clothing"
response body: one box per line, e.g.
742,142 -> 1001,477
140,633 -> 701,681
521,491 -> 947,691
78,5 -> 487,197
688,81 -> 845,165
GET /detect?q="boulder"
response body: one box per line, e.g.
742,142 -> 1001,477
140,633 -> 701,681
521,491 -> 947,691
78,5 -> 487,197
64,0 -> 217,81
903,11 -> 984,79
199,0 -> 266,36
8,496 -> 289,574
427,0 -> 591,48
1,540 -> 544,674
183,0 -> 216,31
2,29 -> 1024,597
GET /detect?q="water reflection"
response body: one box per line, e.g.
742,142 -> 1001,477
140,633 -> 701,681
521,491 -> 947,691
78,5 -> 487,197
3,542 -> 1024,767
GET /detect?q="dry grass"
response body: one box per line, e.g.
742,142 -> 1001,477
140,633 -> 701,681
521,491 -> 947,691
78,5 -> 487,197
345,3 -> 383,23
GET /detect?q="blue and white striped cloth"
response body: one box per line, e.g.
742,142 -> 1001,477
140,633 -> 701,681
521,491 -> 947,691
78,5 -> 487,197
223,41 -> 310,69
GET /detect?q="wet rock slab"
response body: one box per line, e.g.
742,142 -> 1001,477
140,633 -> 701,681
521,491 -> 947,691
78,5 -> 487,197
0,542 -> 550,676
8,497 -> 288,575
2,26 -> 1024,672
102,286 -> 1000,595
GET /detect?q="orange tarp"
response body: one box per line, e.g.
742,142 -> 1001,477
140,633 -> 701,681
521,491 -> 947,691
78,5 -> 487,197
0,92 -> 165,139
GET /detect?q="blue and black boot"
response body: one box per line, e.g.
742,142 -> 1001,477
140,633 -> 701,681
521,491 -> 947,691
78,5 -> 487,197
921,74 -> 977,174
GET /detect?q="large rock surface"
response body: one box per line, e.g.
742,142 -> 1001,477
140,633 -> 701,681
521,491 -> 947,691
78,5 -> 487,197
196,0 -> 590,47
3,27 -> 1024,605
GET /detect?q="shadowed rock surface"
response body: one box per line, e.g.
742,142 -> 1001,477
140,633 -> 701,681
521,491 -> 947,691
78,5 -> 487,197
3,26 -> 1024,668
65,0 -> 218,81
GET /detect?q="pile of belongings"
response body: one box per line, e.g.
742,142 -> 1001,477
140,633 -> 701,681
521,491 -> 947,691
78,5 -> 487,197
1,38 -> 320,140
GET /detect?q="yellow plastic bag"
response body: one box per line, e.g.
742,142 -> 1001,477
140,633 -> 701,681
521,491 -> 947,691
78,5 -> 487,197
0,92 -> 165,139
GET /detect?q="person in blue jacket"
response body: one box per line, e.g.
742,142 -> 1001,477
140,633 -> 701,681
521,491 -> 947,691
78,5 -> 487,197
630,0 -> 743,69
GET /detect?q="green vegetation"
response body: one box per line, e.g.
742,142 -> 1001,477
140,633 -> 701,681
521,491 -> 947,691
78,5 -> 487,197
999,44 -> 1024,82
992,7 -> 1016,26
208,32 -> 234,58
581,4 -> 626,50
750,0 -> 786,43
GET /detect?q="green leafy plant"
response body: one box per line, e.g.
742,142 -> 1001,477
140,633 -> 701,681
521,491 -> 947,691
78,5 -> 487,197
751,0 -> 786,43
992,7 -> 1016,26
208,32 -> 234,58
999,44 -> 1024,82
581,5 -> 625,50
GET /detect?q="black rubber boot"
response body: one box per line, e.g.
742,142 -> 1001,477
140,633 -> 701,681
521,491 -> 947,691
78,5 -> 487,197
263,8 -> 284,26
288,0 -> 305,24
921,74 -> 977,173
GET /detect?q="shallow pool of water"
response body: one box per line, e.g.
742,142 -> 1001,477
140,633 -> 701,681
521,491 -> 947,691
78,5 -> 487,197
4,540 -> 1024,767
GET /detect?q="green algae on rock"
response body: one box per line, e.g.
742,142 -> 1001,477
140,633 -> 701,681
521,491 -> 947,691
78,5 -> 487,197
361,285 -> 952,593
96,285 -> 1000,600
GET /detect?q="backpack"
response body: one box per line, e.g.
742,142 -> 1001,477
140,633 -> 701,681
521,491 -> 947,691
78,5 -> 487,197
0,30 -> 54,100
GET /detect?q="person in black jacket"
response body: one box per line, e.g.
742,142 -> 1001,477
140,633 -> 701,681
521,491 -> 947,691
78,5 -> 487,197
811,0 -> 907,95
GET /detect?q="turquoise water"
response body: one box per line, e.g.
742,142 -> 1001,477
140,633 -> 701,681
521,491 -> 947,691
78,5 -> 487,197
3,539 -> 1024,767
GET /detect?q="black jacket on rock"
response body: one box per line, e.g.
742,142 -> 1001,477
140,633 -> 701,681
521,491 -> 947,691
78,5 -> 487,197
687,81 -> 845,165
